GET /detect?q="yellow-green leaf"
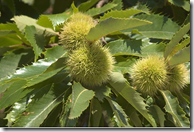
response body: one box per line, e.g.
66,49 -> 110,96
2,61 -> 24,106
86,17 -> 152,42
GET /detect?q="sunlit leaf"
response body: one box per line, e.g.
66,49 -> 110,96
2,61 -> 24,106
164,23 -> 190,59
99,8 -> 145,22
0,50 -> 25,80
12,15 -> 57,37
43,45 -> 67,59
0,80 -> 32,110
168,46 -> 190,67
169,37 -> 190,57
69,83 -> 95,119
71,2 -> 79,13
37,11 -> 71,31
113,57 -> 136,74
78,0 -> 100,12
5,97 -> 28,123
86,17 -> 152,42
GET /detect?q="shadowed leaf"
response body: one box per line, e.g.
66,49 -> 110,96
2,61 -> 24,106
13,83 -> 69,127
160,90 -> 190,127
108,72 -> 156,127
148,105 -> 166,127
86,3 -> 117,16
0,80 -> 32,110
106,97 -> 131,127
106,39 -> 165,57
121,14 -> 180,40
88,97 -> 102,127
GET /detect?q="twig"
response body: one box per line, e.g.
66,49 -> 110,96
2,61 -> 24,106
96,0 -> 108,8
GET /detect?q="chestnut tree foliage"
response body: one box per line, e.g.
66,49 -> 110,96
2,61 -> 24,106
0,0 -> 190,127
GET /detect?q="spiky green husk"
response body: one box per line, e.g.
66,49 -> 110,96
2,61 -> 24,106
166,64 -> 189,93
67,42 -> 115,87
60,12 -> 95,50
131,55 -> 168,96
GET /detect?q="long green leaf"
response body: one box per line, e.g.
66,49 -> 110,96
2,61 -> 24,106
168,46 -> 190,67
69,83 -> 95,119
0,69 -> 69,111
5,59 -> 56,81
99,9 -> 145,22
40,103 -> 62,127
106,98 -> 130,127
5,97 -> 27,123
0,80 -> 33,110
0,50 -> 25,80
105,39 -> 165,57
78,0 -> 100,12
86,17 -> 152,41
88,97 -> 102,127
13,83 -> 69,127
26,57 -> 67,87
160,90 -> 190,127
1,49 -> 67,86
108,72 -> 156,127
0,81 -> 13,94
121,14 -> 180,40
182,13 -> 190,26
12,15 -> 57,37
86,3 -> 117,17
164,23 -> 190,59
169,37 -> 190,57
